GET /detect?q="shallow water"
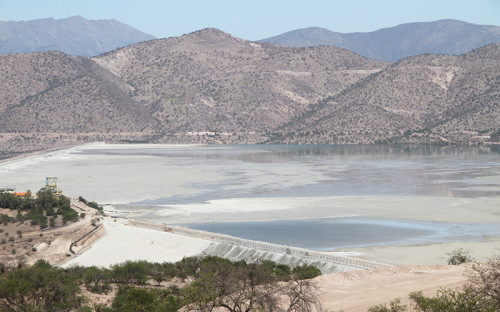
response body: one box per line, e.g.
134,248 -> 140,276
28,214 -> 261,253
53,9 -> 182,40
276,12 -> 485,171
180,218 -> 500,250
1,143 -> 499,249
80,144 -> 500,203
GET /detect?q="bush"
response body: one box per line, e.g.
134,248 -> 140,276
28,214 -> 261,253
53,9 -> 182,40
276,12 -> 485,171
447,248 -> 474,265
111,260 -> 150,285
467,254 -> 500,308
112,287 -> 160,311
292,264 -> 322,280
0,260 -> 83,311
410,288 -> 496,311
368,298 -> 406,312
78,196 -> 88,204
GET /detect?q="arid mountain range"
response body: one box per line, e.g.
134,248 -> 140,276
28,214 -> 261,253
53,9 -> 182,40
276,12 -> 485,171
0,27 -> 499,157
260,19 -> 500,62
2,17 -> 499,61
0,16 -> 155,57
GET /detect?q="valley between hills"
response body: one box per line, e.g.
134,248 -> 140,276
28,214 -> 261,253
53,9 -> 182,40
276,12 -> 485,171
1,27 -> 499,158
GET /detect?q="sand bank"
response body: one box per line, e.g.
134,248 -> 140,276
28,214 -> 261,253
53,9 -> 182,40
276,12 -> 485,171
147,195 -> 500,224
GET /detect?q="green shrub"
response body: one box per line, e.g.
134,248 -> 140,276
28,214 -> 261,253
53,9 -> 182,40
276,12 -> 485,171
410,288 -> 496,311
368,298 -> 406,312
447,248 -> 474,265
292,264 -> 322,279
112,287 -> 160,312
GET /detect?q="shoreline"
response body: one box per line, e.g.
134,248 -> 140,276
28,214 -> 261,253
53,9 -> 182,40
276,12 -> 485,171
3,143 -> 498,267
0,143 -> 80,164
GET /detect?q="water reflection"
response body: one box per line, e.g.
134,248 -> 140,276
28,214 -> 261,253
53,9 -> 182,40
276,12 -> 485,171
180,218 -> 500,250
79,144 -> 500,205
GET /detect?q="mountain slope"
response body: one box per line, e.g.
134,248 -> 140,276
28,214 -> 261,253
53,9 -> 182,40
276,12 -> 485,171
0,52 -> 155,133
260,20 -> 500,61
272,43 -> 500,144
95,28 -> 387,137
0,28 -> 498,153
0,16 -> 156,57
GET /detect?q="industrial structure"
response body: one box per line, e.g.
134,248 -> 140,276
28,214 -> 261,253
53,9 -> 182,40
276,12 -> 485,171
1,177 -> 62,198
44,177 -> 63,196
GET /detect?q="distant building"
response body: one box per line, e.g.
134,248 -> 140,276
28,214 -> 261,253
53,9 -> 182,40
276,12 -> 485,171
14,191 -> 34,198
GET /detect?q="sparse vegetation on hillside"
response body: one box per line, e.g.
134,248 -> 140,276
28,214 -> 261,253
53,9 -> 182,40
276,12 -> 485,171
368,251 -> 500,312
0,189 -> 78,228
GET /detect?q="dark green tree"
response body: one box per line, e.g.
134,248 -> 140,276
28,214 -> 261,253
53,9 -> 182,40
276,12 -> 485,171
0,260 -> 83,311
112,287 -> 159,312
292,264 -> 322,280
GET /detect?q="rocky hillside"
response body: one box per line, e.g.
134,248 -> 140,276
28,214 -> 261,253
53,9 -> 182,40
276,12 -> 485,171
95,28 -> 386,140
0,28 -> 498,155
0,51 -> 155,133
0,16 -> 155,56
260,20 -> 500,61
271,43 -> 500,144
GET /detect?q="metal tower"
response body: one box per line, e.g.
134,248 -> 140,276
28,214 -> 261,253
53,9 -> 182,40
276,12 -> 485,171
45,177 -> 63,196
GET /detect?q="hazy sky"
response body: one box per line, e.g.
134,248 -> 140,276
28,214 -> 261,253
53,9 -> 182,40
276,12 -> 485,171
1,0 -> 499,40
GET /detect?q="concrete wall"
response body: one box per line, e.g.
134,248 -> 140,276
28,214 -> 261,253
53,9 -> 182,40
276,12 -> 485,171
127,220 -> 392,274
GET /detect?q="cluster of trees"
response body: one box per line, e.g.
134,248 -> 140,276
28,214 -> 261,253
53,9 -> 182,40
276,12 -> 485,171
78,196 -> 104,214
0,189 -> 79,228
0,256 -> 322,311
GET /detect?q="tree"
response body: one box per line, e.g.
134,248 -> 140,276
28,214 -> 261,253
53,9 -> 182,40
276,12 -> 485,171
0,260 -> 83,311
284,278 -> 323,312
368,298 -> 406,312
292,264 -> 322,280
151,263 -> 166,286
467,254 -> 500,309
182,257 -> 322,312
112,286 -> 160,312
447,248 -> 474,265
83,266 -> 111,294
36,189 -> 56,211
410,288 -> 496,312
111,260 -> 150,285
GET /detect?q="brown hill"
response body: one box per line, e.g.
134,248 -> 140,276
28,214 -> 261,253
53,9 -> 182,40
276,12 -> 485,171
94,28 -> 386,138
0,52 -> 155,133
0,29 -> 498,154
272,43 -> 500,144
